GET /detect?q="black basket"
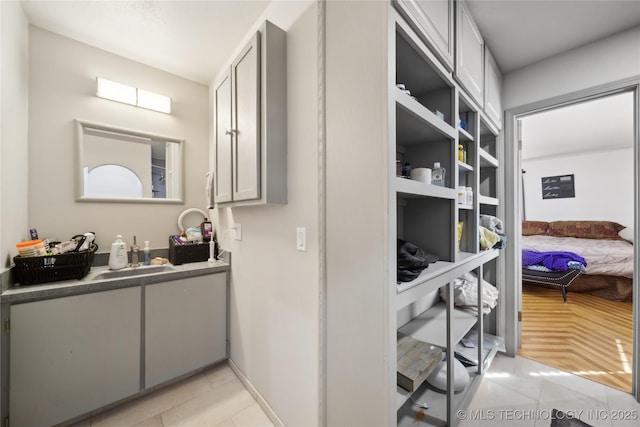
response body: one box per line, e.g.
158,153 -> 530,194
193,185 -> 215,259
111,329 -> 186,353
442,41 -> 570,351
12,244 -> 98,285
168,238 -> 216,265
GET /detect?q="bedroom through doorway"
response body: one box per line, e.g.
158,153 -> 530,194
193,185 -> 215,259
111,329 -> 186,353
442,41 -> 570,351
517,90 -> 635,392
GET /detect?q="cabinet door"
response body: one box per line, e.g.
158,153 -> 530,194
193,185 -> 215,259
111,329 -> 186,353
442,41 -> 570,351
484,46 -> 502,130
394,0 -> 454,71
145,273 -> 227,388
10,288 -> 141,427
232,32 -> 261,202
455,1 -> 484,105
214,72 -> 233,203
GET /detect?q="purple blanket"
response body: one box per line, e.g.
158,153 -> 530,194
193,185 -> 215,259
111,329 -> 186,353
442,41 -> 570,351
522,249 -> 587,272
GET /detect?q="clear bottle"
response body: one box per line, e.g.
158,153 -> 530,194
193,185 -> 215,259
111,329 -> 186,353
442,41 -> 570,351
431,162 -> 446,186
108,235 -> 128,270
143,241 -> 151,266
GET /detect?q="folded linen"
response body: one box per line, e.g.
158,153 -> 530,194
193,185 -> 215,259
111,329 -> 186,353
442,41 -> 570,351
479,226 -> 501,250
480,214 -> 504,233
440,272 -> 499,315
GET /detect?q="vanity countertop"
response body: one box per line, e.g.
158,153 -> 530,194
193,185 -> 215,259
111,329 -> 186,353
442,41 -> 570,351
1,260 -> 230,304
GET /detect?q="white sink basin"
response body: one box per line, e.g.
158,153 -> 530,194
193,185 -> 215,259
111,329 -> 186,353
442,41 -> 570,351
92,265 -> 174,281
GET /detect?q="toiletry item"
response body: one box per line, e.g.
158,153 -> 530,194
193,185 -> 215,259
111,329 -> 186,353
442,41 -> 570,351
108,235 -> 128,270
457,186 -> 466,204
131,236 -> 140,266
409,167 -> 432,184
458,145 -> 466,162
396,160 -> 402,177
201,218 -> 213,242
431,162 -> 446,186
208,239 -> 216,263
30,228 -> 39,240
143,241 -> 151,265
466,187 -> 473,205
401,162 -> 412,178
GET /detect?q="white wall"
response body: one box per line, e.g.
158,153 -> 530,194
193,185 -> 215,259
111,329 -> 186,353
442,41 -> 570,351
1,2 -> 29,270
210,2 -> 320,426
28,27 -> 209,251
325,1 -> 391,425
523,148 -> 634,237
503,25 -> 640,110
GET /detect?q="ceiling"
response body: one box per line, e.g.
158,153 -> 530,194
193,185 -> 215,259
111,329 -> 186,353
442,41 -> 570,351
19,1 -> 640,85
520,91 -> 634,161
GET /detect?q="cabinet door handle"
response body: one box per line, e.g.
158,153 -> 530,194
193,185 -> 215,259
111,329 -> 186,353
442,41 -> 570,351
225,129 -> 238,135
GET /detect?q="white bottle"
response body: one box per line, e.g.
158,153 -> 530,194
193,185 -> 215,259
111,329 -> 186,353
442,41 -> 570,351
431,162 -> 446,186
108,235 -> 128,270
143,241 -> 151,266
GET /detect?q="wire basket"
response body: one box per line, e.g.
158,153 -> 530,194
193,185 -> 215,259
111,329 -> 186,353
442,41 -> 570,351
12,244 -> 98,285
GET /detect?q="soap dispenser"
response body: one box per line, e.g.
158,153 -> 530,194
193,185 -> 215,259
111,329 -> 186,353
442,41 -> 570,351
108,235 -> 128,270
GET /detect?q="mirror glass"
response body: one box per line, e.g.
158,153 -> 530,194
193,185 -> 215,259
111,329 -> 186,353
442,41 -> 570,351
76,120 -> 183,203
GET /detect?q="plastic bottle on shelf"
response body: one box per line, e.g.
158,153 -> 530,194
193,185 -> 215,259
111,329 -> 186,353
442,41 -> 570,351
466,187 -> 473,205
458,145 -> 465,162
457,186 -> 466,204
431,162 -> 446,186
143,241 -> 151,266
108,235 -> 128,270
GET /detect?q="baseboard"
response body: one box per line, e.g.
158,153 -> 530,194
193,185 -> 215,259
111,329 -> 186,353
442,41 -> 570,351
228,358 -> 285,427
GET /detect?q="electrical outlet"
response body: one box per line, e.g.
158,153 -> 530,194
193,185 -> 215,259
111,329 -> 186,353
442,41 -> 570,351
233,224 -> 242,241
296,227 -> 306,251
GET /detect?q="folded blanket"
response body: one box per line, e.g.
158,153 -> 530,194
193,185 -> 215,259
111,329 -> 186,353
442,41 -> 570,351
480,214 -> 504,233
479,226 -> 501,250
522,249 -> 587,272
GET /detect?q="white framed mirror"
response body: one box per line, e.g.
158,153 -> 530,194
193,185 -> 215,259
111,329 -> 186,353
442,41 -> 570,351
76,120 -> 184,203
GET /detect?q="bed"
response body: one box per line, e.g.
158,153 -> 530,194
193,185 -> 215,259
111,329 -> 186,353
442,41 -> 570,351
521,220 -> 634,302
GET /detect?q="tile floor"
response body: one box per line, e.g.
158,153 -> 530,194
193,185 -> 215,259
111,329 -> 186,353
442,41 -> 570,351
69,362 -> 274,427
460,354 -> 640,427
70,355 -> 640,426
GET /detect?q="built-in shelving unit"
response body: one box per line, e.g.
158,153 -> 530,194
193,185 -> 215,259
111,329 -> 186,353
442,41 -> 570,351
390,1 -> 503,425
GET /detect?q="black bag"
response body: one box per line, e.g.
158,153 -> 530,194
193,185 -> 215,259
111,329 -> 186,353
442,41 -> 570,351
397,239 -> 439,282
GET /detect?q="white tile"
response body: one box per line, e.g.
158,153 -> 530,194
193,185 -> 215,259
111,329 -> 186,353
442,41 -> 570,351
92,374 -> 213,427
204,363 -> 238,389
132,415 -> 165,427
213,419 -> 236,427
231,403 -> 275,427
467,376 -> 539,410
459,403 -> 539,427
536,382 -> 612,427
160,378 -> 255,427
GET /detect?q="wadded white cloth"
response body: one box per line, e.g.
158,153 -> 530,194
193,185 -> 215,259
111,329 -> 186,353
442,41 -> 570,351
206,172 -> 215,208
439,272 -> 499,315
479,214 -> 503,233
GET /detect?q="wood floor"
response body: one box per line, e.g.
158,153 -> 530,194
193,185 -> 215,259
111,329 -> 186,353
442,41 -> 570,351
519,284 -> 633,392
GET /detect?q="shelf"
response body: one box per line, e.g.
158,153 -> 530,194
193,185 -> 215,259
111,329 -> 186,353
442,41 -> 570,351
478,195 -> 499,206
396,347 -> 499,418
458,127 -> 474,142
395,88 -> 456,144
396,250 -> 499,310
478,148 -> 498,168
457,161 -> 473,172
398,302 -> 478,349
457,203 -> 473,210
395,177 -> 456,200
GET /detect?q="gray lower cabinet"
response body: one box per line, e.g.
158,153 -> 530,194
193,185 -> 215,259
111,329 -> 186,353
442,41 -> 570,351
9,287 -> 142,427
145,274 -> 227,388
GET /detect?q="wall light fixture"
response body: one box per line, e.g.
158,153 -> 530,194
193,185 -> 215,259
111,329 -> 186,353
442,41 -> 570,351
96,77 -> 172,114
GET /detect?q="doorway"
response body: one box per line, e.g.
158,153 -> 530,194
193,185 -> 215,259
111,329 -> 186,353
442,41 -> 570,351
503,80 -> 640,398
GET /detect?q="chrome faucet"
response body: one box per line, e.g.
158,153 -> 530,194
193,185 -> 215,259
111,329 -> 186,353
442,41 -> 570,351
131,235 -> 140,267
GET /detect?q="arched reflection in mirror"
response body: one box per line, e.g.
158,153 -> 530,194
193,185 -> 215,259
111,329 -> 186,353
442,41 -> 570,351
76,120 -> 184,203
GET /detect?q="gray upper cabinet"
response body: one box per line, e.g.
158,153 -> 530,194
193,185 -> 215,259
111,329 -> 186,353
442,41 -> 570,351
484,45 -> 503,130
214,72 -> 233,203
213,20 -> 287,207
455,0 -> 484,106
393,0 -> 455,71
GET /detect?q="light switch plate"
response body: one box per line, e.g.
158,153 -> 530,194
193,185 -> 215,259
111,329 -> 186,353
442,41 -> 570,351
296,227 -> 306,251
233,224 -> 242,241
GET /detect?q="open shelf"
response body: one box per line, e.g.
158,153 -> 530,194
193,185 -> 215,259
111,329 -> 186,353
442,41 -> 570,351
396,177 -> 456,199
458,127 -> 474,143
396,347 -> 499,418
457,161 -> 473,172
398,302 -> 478,349
395,90 -> 456,143
478,195 -> 499,206
478,148 -> 498,168
457,204 -> 473,210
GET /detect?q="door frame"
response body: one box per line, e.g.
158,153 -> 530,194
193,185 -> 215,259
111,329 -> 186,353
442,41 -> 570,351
503,77 -> 640,398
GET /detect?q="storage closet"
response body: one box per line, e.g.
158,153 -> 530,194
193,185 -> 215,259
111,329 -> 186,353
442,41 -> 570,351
391,1 -> 503,425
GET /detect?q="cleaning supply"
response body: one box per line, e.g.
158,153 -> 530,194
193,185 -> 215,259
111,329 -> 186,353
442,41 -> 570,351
143,241 -> 151,265
431,162 -> 446,186
201,218 -> 213,242
108,235 -> 128,270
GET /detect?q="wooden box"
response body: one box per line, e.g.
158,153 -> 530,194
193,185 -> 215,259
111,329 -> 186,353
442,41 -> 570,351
397,332 -> 442,392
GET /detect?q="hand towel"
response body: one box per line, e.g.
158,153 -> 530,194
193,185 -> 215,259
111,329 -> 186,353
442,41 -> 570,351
206,172 -> 215,208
